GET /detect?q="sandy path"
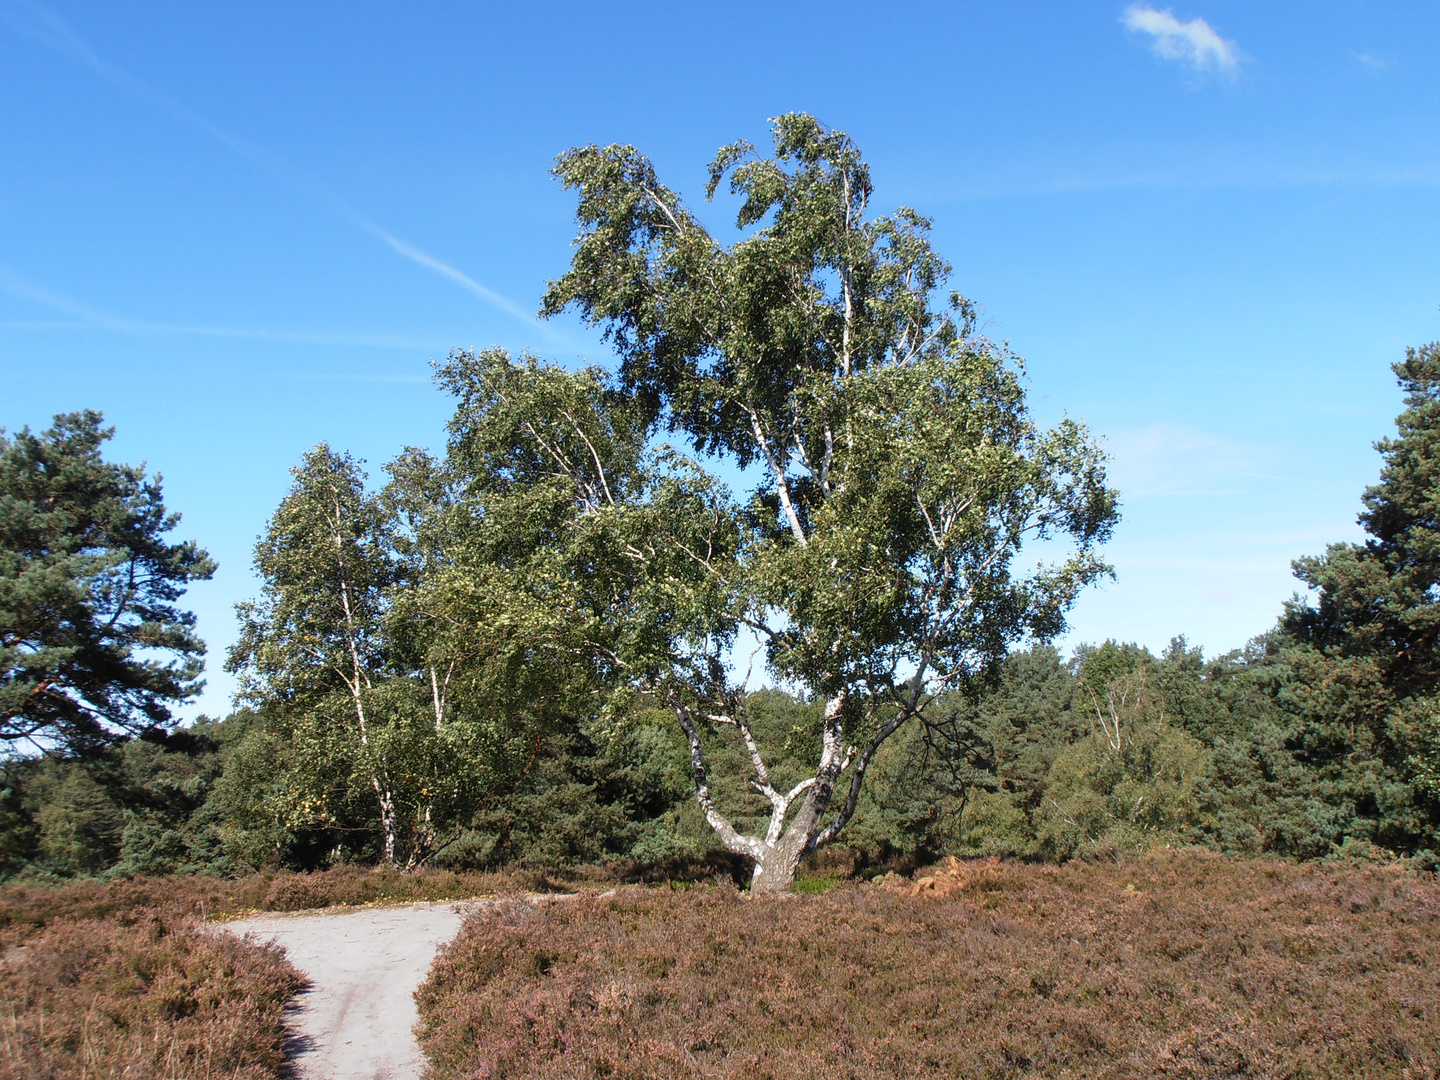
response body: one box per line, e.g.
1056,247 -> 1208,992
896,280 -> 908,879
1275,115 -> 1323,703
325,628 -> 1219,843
223,901 -> 484,1080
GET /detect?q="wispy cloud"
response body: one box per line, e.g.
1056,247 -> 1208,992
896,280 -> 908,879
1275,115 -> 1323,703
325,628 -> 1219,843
1353,52 -> 1389,73
0,266 -> 447,349
1121,5 -> 1240,74
0,0 -> 554,337
1103,422 -> 1259,498
359,223 -> 539,326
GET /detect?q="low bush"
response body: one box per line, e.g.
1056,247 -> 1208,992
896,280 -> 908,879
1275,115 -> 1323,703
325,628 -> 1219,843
0,913 -> 304,1080
416,850 -> 1440,1079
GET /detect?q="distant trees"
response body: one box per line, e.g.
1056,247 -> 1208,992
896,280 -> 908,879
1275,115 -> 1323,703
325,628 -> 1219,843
0,412 -> 215,754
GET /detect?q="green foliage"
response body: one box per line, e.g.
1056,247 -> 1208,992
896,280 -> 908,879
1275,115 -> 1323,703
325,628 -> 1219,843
0,411 -> 215,753
500,113 -> 1119,887
1035,693 -> 1205,859
1272,344 -> 1440,854
841,643 -> 1275,864
826,344 -> 1440,869
0,717 -> 238,879
544,115 -> 1116,693
179,116 -> 1118,888
214,435 -> 709,873
28,134 -> 1440,885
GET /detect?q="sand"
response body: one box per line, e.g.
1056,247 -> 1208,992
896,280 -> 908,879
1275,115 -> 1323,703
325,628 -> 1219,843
221,900 -> 484,1080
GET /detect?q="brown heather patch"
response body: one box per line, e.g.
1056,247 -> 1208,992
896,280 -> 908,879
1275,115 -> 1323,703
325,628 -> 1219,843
0,864 -> 624,947
415,851 -> 1440,1080
0,913 -> 304,1080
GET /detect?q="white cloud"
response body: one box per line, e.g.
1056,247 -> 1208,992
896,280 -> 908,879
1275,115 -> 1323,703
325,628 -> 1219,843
1353,52 -> 1388,72
1121,5 -> 1240,74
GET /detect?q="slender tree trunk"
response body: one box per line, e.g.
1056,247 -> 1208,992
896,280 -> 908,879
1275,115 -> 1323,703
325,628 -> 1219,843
373,779 -> 398,866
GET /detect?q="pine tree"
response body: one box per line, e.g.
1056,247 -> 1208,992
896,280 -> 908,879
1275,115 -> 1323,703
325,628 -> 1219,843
1283,344 -> 1440,848
0,412 -> 215,754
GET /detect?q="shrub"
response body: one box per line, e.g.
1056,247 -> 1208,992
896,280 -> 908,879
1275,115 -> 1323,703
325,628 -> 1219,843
417,850 -> 1440,1079
0,914 -> 304,1080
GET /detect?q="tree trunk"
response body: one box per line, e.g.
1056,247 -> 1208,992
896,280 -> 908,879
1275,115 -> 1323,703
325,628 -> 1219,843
749,832 -> 810,895
676,692 -> 867,895
373,779 -> 398,866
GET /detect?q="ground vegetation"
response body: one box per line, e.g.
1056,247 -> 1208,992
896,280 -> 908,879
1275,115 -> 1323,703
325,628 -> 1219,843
415,850 -> 1440,1080
0,863 -> 629,1080
0,914 -> 303,1080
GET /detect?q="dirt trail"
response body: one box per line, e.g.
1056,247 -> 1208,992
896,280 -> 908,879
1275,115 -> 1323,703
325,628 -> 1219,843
222,900 -> 485,1080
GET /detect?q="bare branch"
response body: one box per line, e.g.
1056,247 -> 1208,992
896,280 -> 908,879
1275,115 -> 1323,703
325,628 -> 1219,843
672,703 -> 763,860
562,408 -> 616,506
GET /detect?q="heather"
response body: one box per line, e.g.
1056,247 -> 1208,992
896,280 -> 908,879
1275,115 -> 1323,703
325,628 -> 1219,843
0,864 -> 613,1080
0,864 -> 639,943
416,851 -> 1440,1080
0,913 -> 302,1080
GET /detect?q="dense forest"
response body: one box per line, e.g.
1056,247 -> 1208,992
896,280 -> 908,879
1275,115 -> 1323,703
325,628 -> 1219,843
4,116 -> 1440,886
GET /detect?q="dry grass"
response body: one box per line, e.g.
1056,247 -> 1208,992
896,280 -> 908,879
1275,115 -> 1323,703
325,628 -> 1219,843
416,851 -> 1440,1080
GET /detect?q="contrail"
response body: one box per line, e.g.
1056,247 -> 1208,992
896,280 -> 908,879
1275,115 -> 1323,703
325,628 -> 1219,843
0,0 -> 555,338
358,223 -> 540,326
0,266 -> 449,349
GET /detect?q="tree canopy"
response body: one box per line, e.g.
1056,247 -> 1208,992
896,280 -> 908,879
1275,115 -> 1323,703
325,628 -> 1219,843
27,121 -> 1440,887
447,113 -> 1121,890
1278,344 -> 1440,847
0,412 -> 215,755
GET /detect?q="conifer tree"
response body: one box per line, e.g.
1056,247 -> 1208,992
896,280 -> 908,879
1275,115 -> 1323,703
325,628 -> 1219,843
1284,344 -> 1440,845
0,412 -> 214,754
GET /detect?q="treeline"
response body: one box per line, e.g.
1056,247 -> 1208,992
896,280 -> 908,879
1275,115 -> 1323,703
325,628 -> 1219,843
5,629 -> 1438,879
7,344 -> 1440,878
6,116 -> 1440,883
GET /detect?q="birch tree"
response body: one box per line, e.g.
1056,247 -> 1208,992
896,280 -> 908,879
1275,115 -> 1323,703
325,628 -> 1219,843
439,114 -> 1120,892
229,446 -> 414,866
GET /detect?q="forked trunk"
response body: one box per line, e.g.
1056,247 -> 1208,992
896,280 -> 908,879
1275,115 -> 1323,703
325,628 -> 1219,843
675,692 -> 868,895
749,832 -> 809,895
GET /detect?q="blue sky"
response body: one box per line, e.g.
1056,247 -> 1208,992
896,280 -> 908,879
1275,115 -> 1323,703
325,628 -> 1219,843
2,1 -> 1437,719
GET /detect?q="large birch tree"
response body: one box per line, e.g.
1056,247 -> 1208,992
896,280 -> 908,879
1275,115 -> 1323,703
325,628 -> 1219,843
441,114 -> 1119,892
